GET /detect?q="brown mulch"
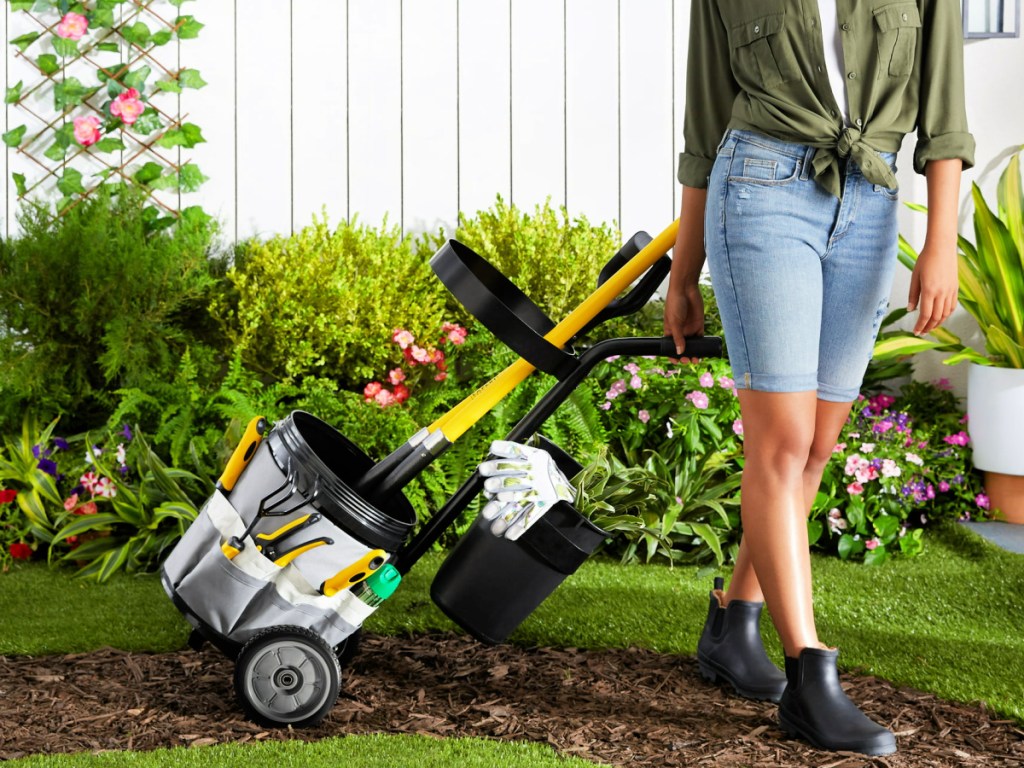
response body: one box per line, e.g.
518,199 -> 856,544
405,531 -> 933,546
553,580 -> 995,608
1,632 -> 1022,766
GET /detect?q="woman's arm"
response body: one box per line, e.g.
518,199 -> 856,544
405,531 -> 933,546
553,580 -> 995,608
908,158 -> 962,336
663,185 -> 708,354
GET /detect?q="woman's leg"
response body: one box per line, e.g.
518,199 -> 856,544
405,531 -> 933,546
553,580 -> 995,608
725,398 -> 855,608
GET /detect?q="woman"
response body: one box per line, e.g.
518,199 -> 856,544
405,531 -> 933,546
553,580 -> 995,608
664,0 -> 973,756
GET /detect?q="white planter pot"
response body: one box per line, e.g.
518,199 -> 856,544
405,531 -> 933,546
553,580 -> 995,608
967,363 -> 1024,475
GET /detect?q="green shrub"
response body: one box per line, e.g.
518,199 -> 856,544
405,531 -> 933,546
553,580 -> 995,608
212,215 -> 449,387
0,187 -> 221,433
420,197 -> 622,324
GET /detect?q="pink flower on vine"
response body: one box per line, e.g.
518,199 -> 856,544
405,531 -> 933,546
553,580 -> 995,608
63,494 -> 79,512
699,371 -> 714,388
111,88 -> 145,125
865,538 -> 880,551
73,116 -> 101,147
409,345 -> 431,364
638,410 -> 650,424
732,418 -> 744,436
388,368 -> 405,385
57,12 -> 88,40
846,481 -> 864,495
363,381 -> 383,402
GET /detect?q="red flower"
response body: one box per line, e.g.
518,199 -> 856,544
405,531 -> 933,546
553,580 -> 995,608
0,488 -> 17,504
9,542 -> 33,560
73,501 -> 98,516
393,383 -> 410,403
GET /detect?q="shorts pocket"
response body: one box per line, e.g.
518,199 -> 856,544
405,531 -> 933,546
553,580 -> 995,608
873,3 -> 921,78
726,138 -> 801,186
728,12 -> 797,90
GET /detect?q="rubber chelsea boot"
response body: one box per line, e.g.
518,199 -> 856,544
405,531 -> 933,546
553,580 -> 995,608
778,647 -> 897,755
696,578 -> 787,702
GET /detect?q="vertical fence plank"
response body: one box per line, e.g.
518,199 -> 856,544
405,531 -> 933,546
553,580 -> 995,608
672,0 -> 687,222
291,0 -> 347,231
619,0 -> 674,241
183,0 -> 237,240
457,0 -> 510,217
348,0 -> 401,229
235,2 -> 291,238
565,0 -> 619,231
402,0 -> 457,235
5,10 -> 44,236
510,0 -> 565,211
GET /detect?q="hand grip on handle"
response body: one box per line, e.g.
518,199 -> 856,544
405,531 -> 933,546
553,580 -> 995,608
658,335 -> 723,359
218,416 -> 268,492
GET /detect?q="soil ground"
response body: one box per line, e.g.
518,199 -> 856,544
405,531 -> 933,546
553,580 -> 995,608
2,632 -> 1022,767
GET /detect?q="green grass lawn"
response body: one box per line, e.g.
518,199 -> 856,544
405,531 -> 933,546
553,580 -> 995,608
2,522 -> 1022,765
6,734 -> 598,768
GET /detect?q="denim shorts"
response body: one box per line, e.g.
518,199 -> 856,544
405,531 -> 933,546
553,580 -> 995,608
704,129 -> 899,403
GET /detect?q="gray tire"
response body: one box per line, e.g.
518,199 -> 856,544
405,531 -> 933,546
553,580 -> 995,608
233,625 -> 341,728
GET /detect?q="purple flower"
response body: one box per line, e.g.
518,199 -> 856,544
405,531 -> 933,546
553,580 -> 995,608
37,458 -> 58,476
53,437 -> 69,451
121,424 -> 133,441
976,493 -> 990,510
938,480 -> 950,492
873,419 -> 894,434
31,444 -> 51,459
119,464 -> 130,476
71,484 -> 84,496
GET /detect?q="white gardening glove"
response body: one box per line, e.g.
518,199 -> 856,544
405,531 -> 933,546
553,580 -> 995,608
477,440 -> 575,541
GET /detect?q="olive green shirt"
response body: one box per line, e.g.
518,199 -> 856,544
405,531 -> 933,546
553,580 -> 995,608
679,0 -> 975,197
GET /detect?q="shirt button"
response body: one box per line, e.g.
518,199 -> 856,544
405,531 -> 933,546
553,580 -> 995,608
816,65 -> 822,72
841,22 -> 850,31
856,118 -> 864,127
830,108 -> 837,116
902,12 -> 909,20
848,71 -> 857,79
753,24 -> 760,33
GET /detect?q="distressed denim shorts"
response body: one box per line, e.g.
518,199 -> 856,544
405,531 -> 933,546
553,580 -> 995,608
705,129 -> 899,403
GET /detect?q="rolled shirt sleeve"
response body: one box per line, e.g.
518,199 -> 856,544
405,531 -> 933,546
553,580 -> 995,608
678,0 -> 742,188
913,0 -> 975,174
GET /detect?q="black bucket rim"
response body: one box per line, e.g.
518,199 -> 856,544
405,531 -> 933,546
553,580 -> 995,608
266,410 -> 416,552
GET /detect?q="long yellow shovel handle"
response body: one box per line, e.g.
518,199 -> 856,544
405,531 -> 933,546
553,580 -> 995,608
428,219 -> 679,443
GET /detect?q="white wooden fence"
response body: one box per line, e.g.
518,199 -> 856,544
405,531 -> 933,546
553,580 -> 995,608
2,0 -> 692,242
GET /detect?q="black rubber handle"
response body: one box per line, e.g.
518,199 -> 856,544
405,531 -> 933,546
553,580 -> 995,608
597,231 -> 654,287
658,335 -> 723,358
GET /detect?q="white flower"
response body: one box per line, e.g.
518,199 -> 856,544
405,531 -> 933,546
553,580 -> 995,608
905,452 -> 924,466
860,442 -> 876,453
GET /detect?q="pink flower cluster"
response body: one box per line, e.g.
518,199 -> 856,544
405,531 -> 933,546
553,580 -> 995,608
363,323 -> 466,408
942,431 -> 970,447
73,116 -> 101,147
685,391 -> 709,409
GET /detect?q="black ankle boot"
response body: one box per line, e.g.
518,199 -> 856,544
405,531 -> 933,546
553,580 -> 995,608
778,647 -> 896,755
696,578 -> 787,702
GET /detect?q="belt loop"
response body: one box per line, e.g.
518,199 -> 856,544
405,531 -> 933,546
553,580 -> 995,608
800,145 -> 815,181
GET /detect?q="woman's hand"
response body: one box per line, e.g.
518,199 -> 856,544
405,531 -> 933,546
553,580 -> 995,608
664,279 -> 706,355
911,158 -> 963,337
908,241 -> 958,336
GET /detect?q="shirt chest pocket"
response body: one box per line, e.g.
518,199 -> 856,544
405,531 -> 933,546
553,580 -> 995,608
873,3 -> 922,78
728,12 -> 798,90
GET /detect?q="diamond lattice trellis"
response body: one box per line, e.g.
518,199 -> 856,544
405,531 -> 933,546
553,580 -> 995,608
4,0 -> 207,227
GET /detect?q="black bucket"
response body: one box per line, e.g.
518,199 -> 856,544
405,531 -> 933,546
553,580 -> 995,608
265,411 -> 417,553
430,437 -> 607,644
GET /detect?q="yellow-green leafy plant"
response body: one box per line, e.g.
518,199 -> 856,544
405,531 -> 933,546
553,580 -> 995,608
874,149 -> 1024,368
211,215 -> 449,386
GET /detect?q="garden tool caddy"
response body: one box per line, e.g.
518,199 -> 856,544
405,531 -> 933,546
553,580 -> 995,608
161,219 -> 722,728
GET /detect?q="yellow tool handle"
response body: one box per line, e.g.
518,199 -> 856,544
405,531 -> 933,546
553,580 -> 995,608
428,219 -> 680,442
218,416 -> 268,492
274,539 -> 330,567
320,549 -> 387,597
255,513 -> 314,547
